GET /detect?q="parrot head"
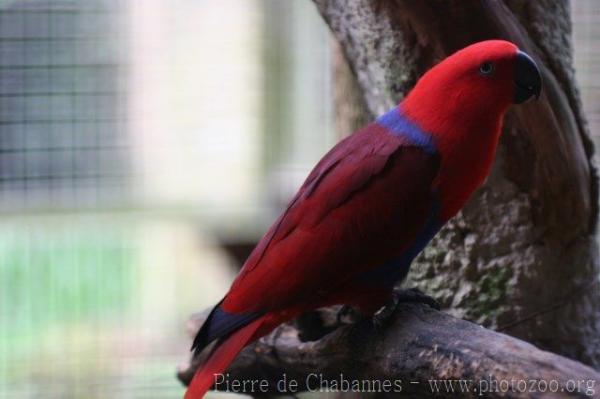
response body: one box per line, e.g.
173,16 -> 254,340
402,40 -> 542,133
400,40 -> 542,220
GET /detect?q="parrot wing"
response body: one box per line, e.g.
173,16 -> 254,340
225,123 -> 440,311
191,122 -> 439,356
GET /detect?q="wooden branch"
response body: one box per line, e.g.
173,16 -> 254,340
177,303 -> 600,398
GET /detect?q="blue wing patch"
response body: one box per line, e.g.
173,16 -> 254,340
191,301 -> 262,356
360,196 -> 442,286
376,106 -> 437,154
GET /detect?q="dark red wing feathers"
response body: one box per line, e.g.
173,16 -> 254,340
222,124 -> 439,314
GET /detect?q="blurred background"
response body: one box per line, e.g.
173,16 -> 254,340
0,0 -> 597,398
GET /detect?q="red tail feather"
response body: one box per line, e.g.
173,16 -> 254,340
184,317 -> 265,399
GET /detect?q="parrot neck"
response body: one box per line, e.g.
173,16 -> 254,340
399,98 -> 508,221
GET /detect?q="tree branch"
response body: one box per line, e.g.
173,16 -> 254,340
177,302 -> 600,398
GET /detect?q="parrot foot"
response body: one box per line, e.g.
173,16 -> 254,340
336,304 -> 362,325
393,287 -> 440,310
373,288 -> 440,330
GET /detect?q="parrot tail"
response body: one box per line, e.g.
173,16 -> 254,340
184,316 -> 266,399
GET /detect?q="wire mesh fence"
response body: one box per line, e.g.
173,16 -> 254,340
0,0 -> 130,212
0,1 -> 333,398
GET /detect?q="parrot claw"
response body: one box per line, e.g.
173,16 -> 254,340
372,288 -> 440,330
336,304 -> 361,325
393,287 -> 440,310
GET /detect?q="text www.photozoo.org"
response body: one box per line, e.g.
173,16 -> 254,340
212,373 -> 597,396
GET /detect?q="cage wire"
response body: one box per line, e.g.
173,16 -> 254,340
0,2 -> 146,399
0,0 -> 130,212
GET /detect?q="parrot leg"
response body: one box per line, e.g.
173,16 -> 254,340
336,304 -> 362,325
373,288 -> 440,330
393,287 -> 440,310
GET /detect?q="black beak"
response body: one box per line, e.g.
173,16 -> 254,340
513,50 -> 542,104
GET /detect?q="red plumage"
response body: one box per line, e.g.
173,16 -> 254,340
185,40 -> 541,398
402,40 -> 519,219
184,317 -> 265,399
223,125 -> 438,315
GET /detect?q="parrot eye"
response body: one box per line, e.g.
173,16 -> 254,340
479,62 -> 494,76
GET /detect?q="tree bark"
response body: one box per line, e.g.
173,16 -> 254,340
177,303 -> 600,398
315,0 -> 600,367
331,37 -> 370,138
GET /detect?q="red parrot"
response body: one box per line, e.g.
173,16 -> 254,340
185,40 -> 541,398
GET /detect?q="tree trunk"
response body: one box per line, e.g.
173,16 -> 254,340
316,0 -> 600,367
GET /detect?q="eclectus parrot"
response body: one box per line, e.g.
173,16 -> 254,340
185,40 -> 542,398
